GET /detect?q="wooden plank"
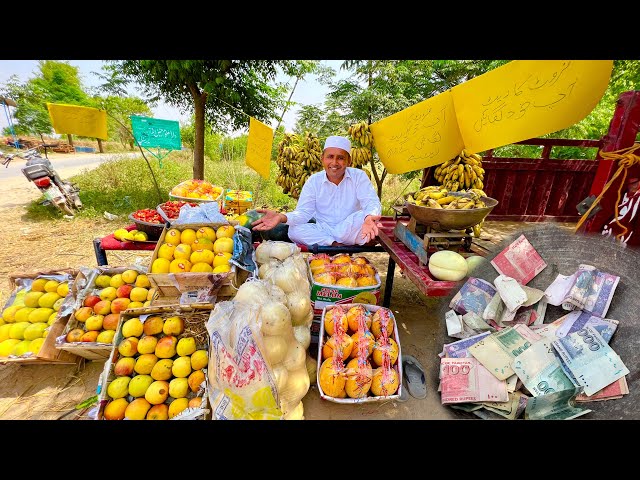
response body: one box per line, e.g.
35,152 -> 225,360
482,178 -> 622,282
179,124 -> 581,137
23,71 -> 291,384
393,222 -> 429,266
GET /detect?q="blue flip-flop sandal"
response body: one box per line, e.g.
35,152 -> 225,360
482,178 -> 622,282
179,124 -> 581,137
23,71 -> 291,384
402,354 -> 427,399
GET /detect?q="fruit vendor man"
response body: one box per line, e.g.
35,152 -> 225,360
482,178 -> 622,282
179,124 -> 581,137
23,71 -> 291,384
252,135 -> 382,246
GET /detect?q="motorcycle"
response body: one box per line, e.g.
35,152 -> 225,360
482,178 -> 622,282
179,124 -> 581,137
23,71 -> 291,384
1,144 -> 83,216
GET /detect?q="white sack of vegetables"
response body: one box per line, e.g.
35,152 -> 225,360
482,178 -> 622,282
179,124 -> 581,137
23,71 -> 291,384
255,241 -> 300,264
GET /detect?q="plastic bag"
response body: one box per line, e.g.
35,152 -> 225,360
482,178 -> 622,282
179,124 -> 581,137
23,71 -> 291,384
173,202 -> 228,225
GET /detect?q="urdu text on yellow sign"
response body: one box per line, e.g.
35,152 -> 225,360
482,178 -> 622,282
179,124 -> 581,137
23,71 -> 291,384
245,117 -> 273,179
370,60 -> 613,174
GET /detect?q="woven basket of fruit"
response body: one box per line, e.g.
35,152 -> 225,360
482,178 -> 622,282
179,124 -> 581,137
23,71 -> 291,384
129,209 -> 166,240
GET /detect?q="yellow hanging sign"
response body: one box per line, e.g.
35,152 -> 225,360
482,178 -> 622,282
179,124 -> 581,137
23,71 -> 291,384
47,103 -> 108,139
370,60 -> 613,174
246,117 -> 273,179
369,90 -> 463,175
452,60 -> 614,154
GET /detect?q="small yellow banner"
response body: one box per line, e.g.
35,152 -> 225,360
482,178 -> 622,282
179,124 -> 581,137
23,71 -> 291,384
47,103 -> 108,139
369,90 -> 464,174
452,60 -> 614,154
246,117 -> 273,179
370,60 -> 613,174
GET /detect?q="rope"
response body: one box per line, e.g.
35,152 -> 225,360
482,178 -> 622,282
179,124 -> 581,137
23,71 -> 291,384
575,143 -> 640,241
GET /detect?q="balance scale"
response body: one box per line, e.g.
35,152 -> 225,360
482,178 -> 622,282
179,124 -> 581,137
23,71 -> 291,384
394,217 -> 474,267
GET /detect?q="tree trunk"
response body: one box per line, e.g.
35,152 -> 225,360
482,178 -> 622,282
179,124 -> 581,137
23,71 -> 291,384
67,134 -> 74,147
97,138 -> 104,153
192,92 -> 207,180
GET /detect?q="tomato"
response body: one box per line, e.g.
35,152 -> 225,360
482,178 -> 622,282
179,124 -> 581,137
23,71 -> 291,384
132,209 -> 163,224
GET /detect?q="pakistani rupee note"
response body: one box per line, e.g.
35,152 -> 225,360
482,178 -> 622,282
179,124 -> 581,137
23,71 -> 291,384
440,357 -> 509,404
511,339 -> 575,397
552,326 -> 629,396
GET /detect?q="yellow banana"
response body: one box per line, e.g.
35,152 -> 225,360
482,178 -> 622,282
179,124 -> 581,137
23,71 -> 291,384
437,195 -> 456,205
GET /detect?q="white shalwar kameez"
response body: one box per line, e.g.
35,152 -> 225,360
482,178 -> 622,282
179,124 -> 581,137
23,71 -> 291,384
285,167 -> 382,246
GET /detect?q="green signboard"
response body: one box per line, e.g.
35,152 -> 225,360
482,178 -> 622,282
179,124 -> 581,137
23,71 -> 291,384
130,115 -> 181,150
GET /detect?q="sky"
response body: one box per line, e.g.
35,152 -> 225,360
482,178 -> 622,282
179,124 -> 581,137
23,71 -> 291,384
0,60 -> 349,134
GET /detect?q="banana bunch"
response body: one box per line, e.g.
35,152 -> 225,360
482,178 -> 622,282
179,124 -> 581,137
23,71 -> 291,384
433,149 -> 485,191
347,121 -> 374,168
275,131 -> 324,199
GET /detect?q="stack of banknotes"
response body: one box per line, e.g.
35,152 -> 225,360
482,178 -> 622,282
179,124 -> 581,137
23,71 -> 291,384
438,236 -> 627,420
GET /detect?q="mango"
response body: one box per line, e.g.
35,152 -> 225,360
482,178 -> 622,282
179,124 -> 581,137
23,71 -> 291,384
94,274 -> 112,288
48,312 -> 58,325
118,337 -> 139,357
9,322 -> 30,340
176,337 -> 196,357
31,278 -> 48,292
29,337 -> 45,355
12,339 -> 32,356
129,287 -> 148,303
44,280 -> 60,293
0,339 -> 21,356
14,308 -> 35,323
125,398 -> 152,420
96,330 -> 115,343
28,308 -> 54,324
128,374 -> 154,398
135,353 -> 159,375
2,305 -> 23,323
107,376 -> 131,399
109,274 -> 125,288
23,292 -> 44,308
146,403 -> 169,420
104,398 -> 129,420
155,335 -> 177,358
171,356 -> 192,378
169,377 -> 189,398
38,291 -> 62,308
122,317 -> 143,338
24,322 -> 48,340
168,398 -> 190,419
188,397 -> 203,409
56,282 -> 69,298
190,350 -> 208,370
53,297 -> 65,311
0,324 -> 12,342
188,369 -> 206,393
145,380 -> 170,405
163,317 -> 184,336
143,316 -> 164,336
114,357 -> 136,376
150,358 -> 174,381
121,269 -> 138,284
137,335 -> 158,354
135,274 -> 151,288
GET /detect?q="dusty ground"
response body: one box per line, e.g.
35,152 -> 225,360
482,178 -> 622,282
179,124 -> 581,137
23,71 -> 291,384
0,168 -> 576,420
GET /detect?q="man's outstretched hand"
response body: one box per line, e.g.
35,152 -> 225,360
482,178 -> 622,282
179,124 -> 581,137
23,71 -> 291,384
251,209 -> 285,231
360,215 -> 382,243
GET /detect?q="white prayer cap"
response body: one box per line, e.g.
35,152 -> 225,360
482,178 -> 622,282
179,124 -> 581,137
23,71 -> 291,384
323,135 -> 351,156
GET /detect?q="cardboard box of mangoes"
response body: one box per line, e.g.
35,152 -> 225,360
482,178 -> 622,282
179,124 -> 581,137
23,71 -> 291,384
56,266 -> 152,361
96,305 -> 210,420
1,269 -> 80,365
147,222 -> 245,300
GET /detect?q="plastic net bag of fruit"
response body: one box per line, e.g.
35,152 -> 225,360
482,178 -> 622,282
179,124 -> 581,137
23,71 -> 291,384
210,280 -> 310,419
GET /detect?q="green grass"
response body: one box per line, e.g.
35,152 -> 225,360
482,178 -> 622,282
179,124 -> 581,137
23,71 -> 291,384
23,149 -> 418,220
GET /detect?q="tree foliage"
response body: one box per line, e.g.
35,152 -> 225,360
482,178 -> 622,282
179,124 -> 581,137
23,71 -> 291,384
104,60 -> 300,180
1,61 -> 91,135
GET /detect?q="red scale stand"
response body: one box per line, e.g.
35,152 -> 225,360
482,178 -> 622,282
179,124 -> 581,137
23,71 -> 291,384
93,225 -> 157,265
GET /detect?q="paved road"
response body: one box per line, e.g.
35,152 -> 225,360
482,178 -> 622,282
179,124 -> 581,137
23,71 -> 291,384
0,151 -> 141,209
